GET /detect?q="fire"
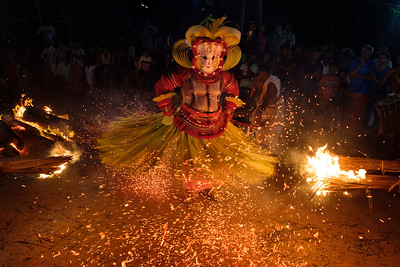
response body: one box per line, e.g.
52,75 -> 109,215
39,163 -> 67,178
44,106 -> 52,114
12,95 -> 74,141
306,145 -> 366,196
13,95 -> 33,118
10,142 -> 28,156
10,95 -> 80,178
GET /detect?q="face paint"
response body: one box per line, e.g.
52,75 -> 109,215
192,38 -> 227,75
196,42 -> 222,73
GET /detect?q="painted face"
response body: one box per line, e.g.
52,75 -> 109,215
192,38 -> 227,75
195,42 -> 223,73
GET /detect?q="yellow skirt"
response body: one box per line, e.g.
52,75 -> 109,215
97,112 -> 277,187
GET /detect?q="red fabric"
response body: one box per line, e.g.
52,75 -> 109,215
223,101 -> 238,113
156,98 -> 176,116
154,67 -> 191,96
220,71 -> 239,97
174,105 -> 229,139
319,74 -> 340,100
154,68 -> 239,138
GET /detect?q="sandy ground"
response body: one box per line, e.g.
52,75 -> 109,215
1,87 -> 400,266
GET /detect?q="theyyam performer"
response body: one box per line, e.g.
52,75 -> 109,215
98,17 -> 277,194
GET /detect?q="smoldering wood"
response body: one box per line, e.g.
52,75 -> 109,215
0,121 -> 18,145
335,155 -> 400,173
0,143 -> 21,157
5,120 -> 56,157
0,156 -> 72,173
23,106 -> 71,134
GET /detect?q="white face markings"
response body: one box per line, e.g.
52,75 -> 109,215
197,42 -> 223,74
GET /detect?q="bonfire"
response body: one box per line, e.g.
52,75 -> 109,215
305,145 -> 400,196
0,95 -> 79,176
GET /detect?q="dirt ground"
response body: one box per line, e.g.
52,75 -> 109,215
1,88 -> 400,266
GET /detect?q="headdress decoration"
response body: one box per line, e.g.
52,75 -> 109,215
172,16 -> 242,74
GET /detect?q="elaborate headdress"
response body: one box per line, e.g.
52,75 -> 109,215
172,16 -> 242,76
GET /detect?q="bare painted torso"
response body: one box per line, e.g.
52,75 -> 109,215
181,76 -> 222,112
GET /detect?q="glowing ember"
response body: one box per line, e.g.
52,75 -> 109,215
10,142 -> 28,156
44,106 -> 52,114
306,145 -> 367,196
39,163 -> 67,178
13,94 -> 33,118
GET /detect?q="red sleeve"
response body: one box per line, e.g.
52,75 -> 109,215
155,67 -> 191,96
220,71 -> 240,113
154,67 -> 190,115
220,71 -> 239,97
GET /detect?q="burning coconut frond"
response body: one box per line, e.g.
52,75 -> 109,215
305,145 -> 400,196
0,156 -> 72,174
12,94 -> 74,142
0,95 -> 81,176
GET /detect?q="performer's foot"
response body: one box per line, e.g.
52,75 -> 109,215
199,189 -> 217,201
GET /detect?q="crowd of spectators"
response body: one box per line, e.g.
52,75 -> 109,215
1,19 -> 399,149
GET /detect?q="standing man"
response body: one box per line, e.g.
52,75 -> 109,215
344,45 -> 376,135
247,65 -> 284,153
265,24 -> 283,61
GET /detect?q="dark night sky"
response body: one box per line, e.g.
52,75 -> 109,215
1,0 -> 400,54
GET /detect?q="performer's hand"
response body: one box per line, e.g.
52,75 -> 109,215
162,115 -> 174,125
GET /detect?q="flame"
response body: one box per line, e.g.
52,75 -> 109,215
10,95 -> 80,178
38,143 -> 81,179
306,145 -> 366,196
10,142 -> 28,156
12,95 -> 74,141
13,94 -> 32,118
44,106 -> 52,114
39,162 -> 67,179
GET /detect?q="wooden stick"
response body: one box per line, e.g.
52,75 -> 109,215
335,155 -> 400,172
0,156 -> 72,173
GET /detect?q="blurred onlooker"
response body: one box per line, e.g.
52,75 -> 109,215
138,50 -> 153,91
139,24 -> 158,53
317,62 -> 340,131
344,45 -> 376,135
338,48 -> 354,72
374,50 -> 391,99
36,20 -> 56,45
71,42 -> 85,95
41,39 -> 57,89
277,44 -> 296,97
55,41 -> 70,83
374,45 -> 392,69
333,68 -> 350,133
377,52 -> 400,95
238,54 -> 258,101
265,24 -> 284,61
256,24 -> 267,62
321,50 -> 334,75
162,52 -> 175,73
366,50 -> 392,133
298,46 -> 323,108
241,21 -> 257,56
281,24 -> 295,48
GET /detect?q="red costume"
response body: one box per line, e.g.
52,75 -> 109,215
98,17 -> 276,194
